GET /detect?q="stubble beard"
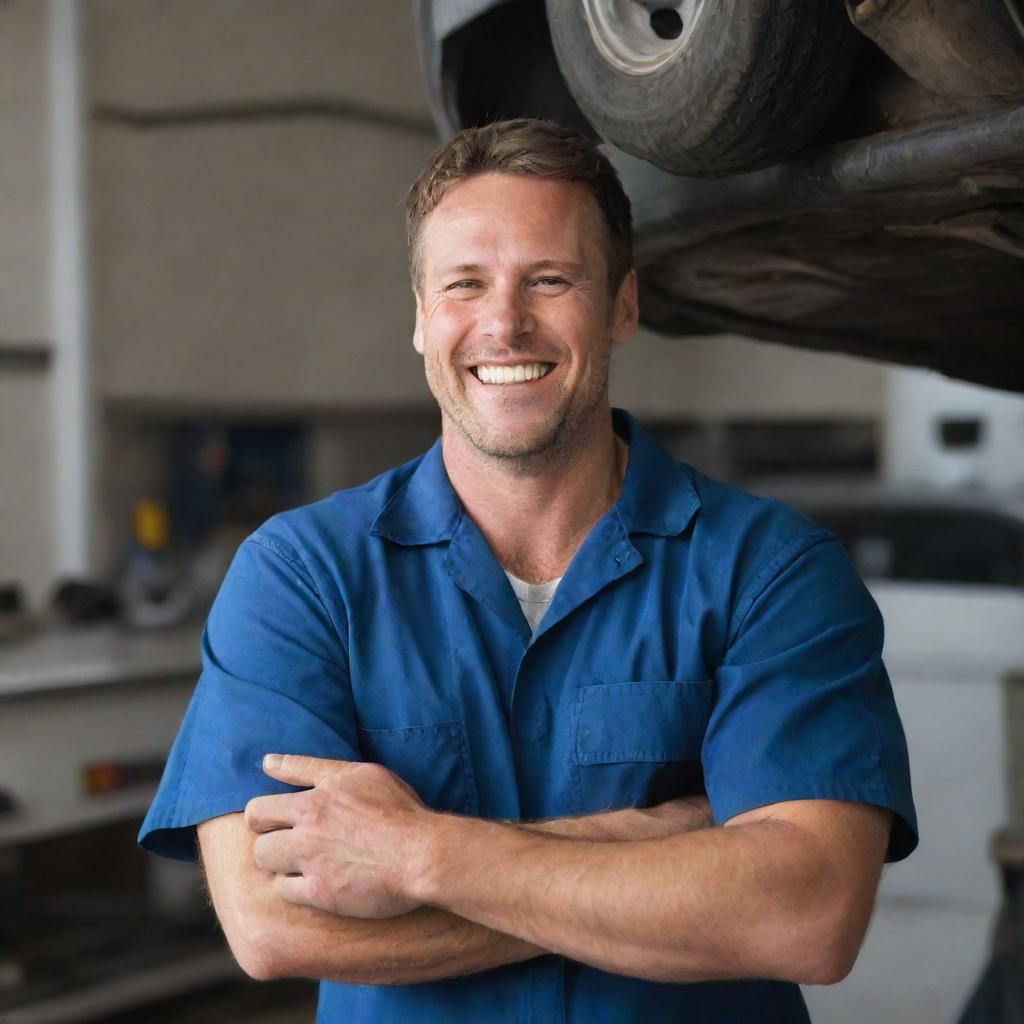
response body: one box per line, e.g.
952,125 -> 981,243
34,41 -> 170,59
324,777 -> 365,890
426,347 -> 612,474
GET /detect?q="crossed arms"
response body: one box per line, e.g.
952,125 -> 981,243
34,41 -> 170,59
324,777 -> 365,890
199,780 -> 712,986
198,754 -> 892,988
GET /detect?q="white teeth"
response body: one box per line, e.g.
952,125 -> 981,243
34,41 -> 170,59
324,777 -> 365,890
475,362 -> 552,385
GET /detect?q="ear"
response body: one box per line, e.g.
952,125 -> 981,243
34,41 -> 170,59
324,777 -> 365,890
412,288 -> 425,355
611,269 -> 639,346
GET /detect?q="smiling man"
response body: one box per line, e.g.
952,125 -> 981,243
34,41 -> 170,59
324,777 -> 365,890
140,120 -> 917,1023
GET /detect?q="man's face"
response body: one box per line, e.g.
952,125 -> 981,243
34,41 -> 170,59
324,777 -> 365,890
413,173 -> 637,466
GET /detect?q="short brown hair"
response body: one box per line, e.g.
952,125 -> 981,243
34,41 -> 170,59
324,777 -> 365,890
405,118 -> 633,293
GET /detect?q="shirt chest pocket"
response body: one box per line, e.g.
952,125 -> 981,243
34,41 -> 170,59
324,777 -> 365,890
357,720 -> 480,815
570,680 -> 713,813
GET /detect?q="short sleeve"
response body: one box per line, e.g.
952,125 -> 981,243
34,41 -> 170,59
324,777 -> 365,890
704,530 -> 918,862
138,532 -> 359,862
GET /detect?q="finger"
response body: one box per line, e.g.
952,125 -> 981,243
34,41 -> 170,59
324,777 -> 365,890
245,791 -> 306,833
261,752 -> 357,787
252,828 -> 303,876
274,872 -> 319,910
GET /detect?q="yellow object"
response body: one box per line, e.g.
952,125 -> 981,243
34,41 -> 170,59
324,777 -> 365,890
134,499 -> 169,551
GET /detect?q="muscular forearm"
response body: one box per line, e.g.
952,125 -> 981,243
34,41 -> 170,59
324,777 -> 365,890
201,799 -> 710,985
410,801 -> 891,986
255,895 -> 544,985
200,813 -> 533,985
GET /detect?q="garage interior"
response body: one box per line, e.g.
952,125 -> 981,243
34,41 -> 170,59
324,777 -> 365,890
1,2 -> 1023,1023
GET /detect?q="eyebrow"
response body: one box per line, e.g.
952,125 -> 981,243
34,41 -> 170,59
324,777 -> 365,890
440,263 -> 484,276
528,260 -> 587,275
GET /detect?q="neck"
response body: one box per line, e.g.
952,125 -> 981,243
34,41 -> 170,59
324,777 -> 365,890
441,407 -> 627,584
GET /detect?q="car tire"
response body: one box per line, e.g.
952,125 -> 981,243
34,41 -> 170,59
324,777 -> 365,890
545,0 -> 862,177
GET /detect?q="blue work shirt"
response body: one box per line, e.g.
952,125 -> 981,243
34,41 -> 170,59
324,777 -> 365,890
140,409 -> 917,1024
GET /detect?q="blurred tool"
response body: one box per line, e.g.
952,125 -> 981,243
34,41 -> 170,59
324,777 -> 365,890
0,583 -> 35,644
47,578 -> 121,627
120,499 -> 191,629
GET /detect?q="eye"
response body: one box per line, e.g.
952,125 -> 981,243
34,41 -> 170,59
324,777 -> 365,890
445,279 -> 483,292
531,276 -> 569,289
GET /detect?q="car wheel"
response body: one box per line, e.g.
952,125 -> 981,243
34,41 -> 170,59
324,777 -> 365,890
545,0 -> 862,176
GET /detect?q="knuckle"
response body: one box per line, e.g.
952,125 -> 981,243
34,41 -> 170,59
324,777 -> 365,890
243,797 -> 263,828
363,762 -> 399,789
308,874 -> 334,911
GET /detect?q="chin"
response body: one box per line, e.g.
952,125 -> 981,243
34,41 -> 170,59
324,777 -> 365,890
470,422 -> 567,463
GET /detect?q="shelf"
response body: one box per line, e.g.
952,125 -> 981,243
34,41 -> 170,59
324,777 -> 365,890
3,948 -> 240,1024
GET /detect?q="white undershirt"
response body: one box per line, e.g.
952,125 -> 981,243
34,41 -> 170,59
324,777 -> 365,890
504,569 -> 563,634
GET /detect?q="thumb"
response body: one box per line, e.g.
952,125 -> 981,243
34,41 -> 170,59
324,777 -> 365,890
262,752 -> 352,786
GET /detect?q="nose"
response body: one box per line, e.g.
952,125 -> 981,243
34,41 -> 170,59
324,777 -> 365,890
479,283 -> 535,345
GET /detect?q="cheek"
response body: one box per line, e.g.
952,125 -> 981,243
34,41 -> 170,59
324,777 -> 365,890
423,305 -> 472,351
555,293 -> 607,334
561,313 -> 609,363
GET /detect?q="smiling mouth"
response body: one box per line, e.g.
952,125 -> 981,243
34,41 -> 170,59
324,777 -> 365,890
471,362 -> 555,385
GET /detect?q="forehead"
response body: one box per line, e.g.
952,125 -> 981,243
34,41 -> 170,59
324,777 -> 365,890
418,173 -> 604,275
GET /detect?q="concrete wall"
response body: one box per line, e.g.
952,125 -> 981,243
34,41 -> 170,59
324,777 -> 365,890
87,0 -> 430,120
0,2 -> 55,606
0,374 -> 54,607
611,329 -> 886,421
88,0 -> 437,412
91,117 -> 435,409
0,0 -> 51,348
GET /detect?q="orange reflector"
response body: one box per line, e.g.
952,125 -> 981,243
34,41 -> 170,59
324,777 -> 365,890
82,762 -> 124,795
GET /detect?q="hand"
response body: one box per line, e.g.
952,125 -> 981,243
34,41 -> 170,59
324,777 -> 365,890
245,754 -> 438,919
639,795 -> 714,831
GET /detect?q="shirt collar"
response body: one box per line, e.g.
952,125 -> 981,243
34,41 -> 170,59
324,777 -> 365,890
610,408 -> 701,536
369,408 -> 701,545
